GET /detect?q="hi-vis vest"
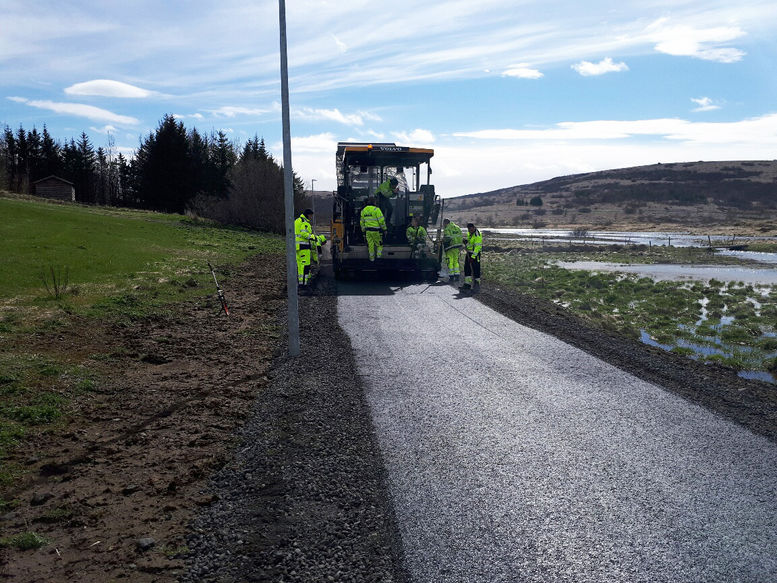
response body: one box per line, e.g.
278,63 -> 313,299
294,214 -> 313,250
360,205 -> 386,232
466,229 -> 482,257
406,225 -> 427,245
375,179 -> 397,199
443,222 -> 463,250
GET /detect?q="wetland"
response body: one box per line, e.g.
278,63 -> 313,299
483,231 -> 777,383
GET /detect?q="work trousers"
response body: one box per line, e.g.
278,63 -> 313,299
379,197 -> 393,226
464,253 -> 481,285
296,248 -> 311,284
365,230 -> 383,261
445,247 -> 461,275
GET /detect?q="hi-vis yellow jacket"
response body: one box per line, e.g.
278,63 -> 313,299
294,214 -> 314,250
360,205 -> 387,232
465,228 -> 482,258
443,221 -> 463,250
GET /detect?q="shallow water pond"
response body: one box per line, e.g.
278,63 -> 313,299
556,261 -> 777,285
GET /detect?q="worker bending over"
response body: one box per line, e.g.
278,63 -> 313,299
294,208 -> 316,287
442,218 -> 463,281
461,222 -> 482,292
360,197 -> 387,262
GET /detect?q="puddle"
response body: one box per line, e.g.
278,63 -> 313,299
556,261 -> 777,285
739,370 -> 777,383
486,228 -> 777,249
639,330 -> 776,384
717,250 -> 777,264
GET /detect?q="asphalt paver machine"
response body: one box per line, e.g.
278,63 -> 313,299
331,142 -> 442,279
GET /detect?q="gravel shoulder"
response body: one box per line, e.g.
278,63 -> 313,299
182,273 -> 408,583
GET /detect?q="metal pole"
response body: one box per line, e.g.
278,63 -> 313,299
279,0 -> 299,357
311,178 -> 316,228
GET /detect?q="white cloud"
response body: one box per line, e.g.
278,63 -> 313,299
279,114 -> 777,197
65,79 -> 152,98
8,96 -> 139,125
89,125 -> 117,134
648,20 -> 746,63
286,133 -> 339,153
391,129 -> 436,145
208,105 -> 272,118
571,57 -> 628,76
172,112 -> 205,120
453,114 -> 777,146
691,97 -> 721,112
294,107 -> 381,126
502,64 -> 543,79
332,34 -> 348,53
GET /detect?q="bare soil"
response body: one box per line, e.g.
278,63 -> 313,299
1,254 -> 286,582
2,255 -> 776,582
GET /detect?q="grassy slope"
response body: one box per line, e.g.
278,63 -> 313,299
0,193 -> 284,497
0,196 -> 281,301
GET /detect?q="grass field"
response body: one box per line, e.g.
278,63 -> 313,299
0,193 -> 284,494
0,195 -> 282,303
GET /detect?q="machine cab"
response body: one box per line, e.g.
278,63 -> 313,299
333,142 -> 440,248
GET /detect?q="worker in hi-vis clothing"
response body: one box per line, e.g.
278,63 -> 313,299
294,208 -> 315,286
375,176 -> 399,226
360,196 -> 387,262
461,222 -> 482,292
406,216 -> 427,257
442,218 -> 463,281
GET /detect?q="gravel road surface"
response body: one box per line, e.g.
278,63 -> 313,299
338,280 -> 777,583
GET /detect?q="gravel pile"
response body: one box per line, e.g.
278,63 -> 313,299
181,279 -> 407,582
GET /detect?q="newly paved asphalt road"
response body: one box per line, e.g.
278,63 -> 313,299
337,280 -> 777,583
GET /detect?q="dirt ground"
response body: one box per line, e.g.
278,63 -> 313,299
1,254 -> 287,582
2,254 -> 777,582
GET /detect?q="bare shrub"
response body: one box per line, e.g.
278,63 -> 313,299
41,265 -> 70,299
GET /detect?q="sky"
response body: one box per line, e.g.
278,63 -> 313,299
3,0 -> 777,197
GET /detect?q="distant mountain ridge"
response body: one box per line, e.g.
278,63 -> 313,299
443,160 -> 777,232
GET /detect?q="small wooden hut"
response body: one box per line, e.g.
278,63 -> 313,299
33,175 -> 76,202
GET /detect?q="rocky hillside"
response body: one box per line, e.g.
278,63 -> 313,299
443,160 -> 777,234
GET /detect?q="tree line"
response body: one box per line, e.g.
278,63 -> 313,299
0,114 -> 307,233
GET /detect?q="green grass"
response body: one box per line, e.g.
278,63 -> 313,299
0,195 -> 282,307
0,531 -> 48,550
0,193 -> 285,494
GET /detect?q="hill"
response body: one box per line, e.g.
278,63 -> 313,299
443,160 -> 777,234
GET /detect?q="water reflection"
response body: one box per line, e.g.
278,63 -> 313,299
486,228 -> 777,249
640,330 -> 777,384
556,261 -> 777,285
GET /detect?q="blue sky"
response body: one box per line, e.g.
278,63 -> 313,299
3,0 -> 777,197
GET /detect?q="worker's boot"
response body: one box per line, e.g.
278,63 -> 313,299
473,281 -> 480,293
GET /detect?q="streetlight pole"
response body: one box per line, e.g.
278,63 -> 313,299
278,0 -> 299,357
311,178 -> 316,228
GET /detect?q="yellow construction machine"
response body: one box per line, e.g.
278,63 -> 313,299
330,142 -> 442,279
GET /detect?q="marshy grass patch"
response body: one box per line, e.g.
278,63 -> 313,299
485,239 -> 777,378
